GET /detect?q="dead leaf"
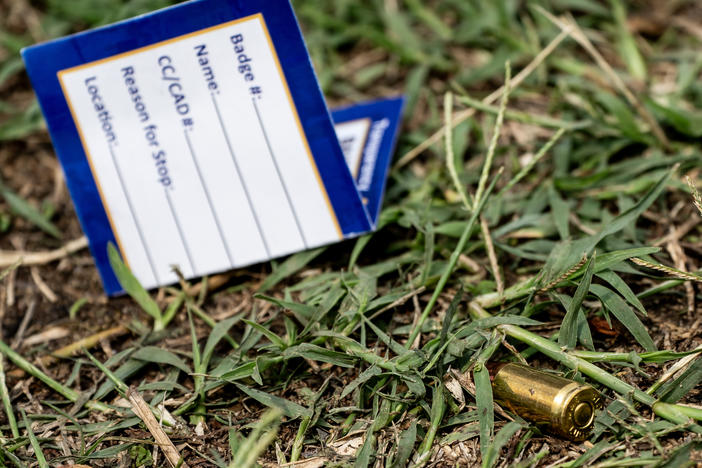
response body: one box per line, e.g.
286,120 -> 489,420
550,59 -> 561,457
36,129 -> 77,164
329,432 -> 365,457
444,374 -> 465,407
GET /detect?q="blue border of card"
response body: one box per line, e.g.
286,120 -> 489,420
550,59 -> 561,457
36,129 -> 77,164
22,0 -> 404,295
332,96 -> 404,227
22,0 -> 374,294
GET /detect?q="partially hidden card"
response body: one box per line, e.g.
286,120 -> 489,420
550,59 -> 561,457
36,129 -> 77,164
21,0 -> 403,294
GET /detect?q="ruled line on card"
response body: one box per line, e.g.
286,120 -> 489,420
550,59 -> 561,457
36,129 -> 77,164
251,97 -> 308,249
211,93 -> 272,258
164,188 -> 197,276
107,144 -> 160,284
183,129 -> 235,266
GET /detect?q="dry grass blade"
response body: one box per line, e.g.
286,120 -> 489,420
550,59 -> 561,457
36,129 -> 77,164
0,259 -> 21,282
535,7 -> 669,147
665,228 -> 695,315
0,236 -> 88,268
653,216 -> 700,247
37,326 -> 129,368
474,62 -> 511,210
480,216 -> 503,300
128,387 -> 189,468
648,345 -> 702,395
444,92 -> 472,211
687,176 -> 702,216
630,257 -> 702,282
538,255 -> 588,294
23,326 -> 70,347
30,266 -> 57,303
395,26 -> 572,168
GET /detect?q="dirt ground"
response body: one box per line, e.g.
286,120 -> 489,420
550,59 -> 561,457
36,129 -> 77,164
2,0 -> 702,467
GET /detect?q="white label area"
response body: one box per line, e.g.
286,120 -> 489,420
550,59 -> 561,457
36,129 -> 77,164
59,14 -> 341,289
335,118 -> 371,179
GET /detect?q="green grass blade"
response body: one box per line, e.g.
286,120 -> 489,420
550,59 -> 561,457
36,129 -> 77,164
475,364 -> 494,457
610,0 -> 647,81
229,409 -> 282,468
22,410 -> 48,468
559,253 -> 595,349
406,169 -> 503,347
474,334 -> 501,457
258,247 -> 325,293
596,270 -> 647,315
202,315 -> 242,370
235,384 -> 311,420
0,355 -> 18,438
415,382 -> 446,465
0,180 -> 60,239
282,343 -> 356,368
84,349 -> 129,396
548,183 -> 570,239
657,357 -> 702,403
107,243 -> 163,330
590,284 -> 656,352
242,319 -> 287,350
0,339 -> 79,402
390,420 -> 417,468
482,421 -> 522,468
131,346 -> 192,374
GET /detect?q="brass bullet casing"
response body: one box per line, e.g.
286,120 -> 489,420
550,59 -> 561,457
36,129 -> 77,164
491,363 -> 603,441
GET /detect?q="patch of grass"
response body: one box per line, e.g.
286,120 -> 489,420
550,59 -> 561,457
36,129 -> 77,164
1,0 -> 702,467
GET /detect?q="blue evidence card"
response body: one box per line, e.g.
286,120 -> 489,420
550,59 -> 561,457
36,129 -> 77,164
332,97 -> 404,227
21,0 -> 403,295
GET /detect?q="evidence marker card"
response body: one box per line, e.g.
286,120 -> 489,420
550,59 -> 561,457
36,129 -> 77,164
22,0 -> 371,294
333,97 -> 405,226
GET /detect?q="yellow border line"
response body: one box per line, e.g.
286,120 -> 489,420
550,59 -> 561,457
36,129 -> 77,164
258,15 -> 344,240
59,14 -> 262,75
59,11 -> 344,252
58,76 -> 132,269
56,15 -> 267,271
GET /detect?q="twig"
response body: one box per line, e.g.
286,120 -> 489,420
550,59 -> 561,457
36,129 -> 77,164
362,286 -> 427,326
480,216 -> 503,300
456,96 -> 589,131
6,266 -> 16,307
653,216 -> 700,247
0,236 -> 88,268
185,273 -> 234,299
38,326 -> 129,367
569,212 -> 598,236
673,16 -> 702,42
128,387 -> 188,468
0,259 -> 20,282
395,27 -> 572,168
12,300 -> 35,349
30,267 -> 57,303
23,326 -> 70,347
